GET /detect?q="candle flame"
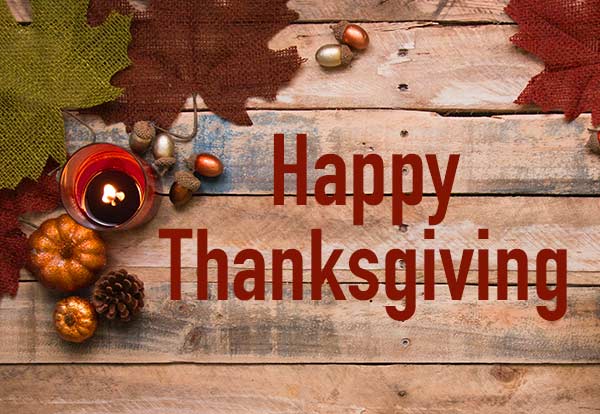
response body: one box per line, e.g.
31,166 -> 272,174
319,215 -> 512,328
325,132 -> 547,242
102,184 -> 126,207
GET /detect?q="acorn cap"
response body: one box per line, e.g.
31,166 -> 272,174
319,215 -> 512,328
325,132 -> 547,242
341,45 -> 354,66
175,171 -> 201,192
133,121 -> 156,141
331,20 -> 349,42
153,157 -> 177,176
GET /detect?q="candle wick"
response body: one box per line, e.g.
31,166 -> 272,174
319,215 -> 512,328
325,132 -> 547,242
102,184 -> 126,206
113,191 -> 125,206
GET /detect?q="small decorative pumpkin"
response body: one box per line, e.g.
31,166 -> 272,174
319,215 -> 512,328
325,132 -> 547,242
54,296 -> 98,343
28,214 -> 107,292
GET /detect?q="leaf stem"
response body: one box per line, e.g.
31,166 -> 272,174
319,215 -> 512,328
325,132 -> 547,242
152,93 -> 199,142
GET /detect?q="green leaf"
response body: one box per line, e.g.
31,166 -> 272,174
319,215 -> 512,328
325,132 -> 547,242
0,0 -> 131,189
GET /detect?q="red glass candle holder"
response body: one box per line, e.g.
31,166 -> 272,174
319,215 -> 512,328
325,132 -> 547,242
60,143 -> 161,231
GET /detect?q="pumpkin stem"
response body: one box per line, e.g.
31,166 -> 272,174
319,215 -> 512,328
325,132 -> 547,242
64,312 -> 76,327
60,243 -> 74,259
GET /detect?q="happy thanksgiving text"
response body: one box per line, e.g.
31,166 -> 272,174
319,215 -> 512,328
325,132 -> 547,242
159,134 -> 567,322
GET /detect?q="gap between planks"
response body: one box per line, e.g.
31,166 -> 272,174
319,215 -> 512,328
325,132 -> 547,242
19,268 -> 599,286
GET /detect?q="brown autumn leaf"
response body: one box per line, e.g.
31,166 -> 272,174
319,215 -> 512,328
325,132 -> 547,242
506,0 -> 600,125
88,0 -> 304,128
0,158 -> 61,297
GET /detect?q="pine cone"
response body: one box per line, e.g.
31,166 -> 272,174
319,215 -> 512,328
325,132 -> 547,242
92,269 -> 145,322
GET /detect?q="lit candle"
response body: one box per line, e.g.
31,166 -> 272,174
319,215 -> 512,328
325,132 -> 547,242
60,143 -> 161,231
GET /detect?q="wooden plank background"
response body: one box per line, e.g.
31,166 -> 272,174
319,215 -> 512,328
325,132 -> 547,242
3,282 -> 598,363
1,0 -> 599,412
2,365 -> 597,414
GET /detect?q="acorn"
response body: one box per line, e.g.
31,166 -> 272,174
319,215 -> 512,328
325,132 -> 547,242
188,153 -> 224,177
129,121 -> 155,154
169,171 -> 201,207
332,21 -> 369,50
153,133 -> 175,159
315,44 -> 354,68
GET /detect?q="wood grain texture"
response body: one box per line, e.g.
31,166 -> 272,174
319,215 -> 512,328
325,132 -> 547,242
198,23 -> 537,113
65,111 -> 597,195
5,0 -> 29,21
7,0 -> 512,23
21,197 -> 600,273
1,282 -> 598,363
7,21 -> 538,112
1,364 -> 598,414
290,0 -> 512,22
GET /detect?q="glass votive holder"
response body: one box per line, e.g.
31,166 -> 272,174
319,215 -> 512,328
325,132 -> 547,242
60,143 -> 161,231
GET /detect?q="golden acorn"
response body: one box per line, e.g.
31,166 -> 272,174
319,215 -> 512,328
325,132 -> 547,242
315,44 -> 353,68
153,133 -> 175,159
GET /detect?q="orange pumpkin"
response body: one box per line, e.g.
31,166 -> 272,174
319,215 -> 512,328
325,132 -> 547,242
29,214 -> 107,292
54,296 -> 98,343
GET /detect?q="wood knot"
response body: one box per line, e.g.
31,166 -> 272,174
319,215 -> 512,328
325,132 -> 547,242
182,326 -> 206,352
490,366 -> 521,384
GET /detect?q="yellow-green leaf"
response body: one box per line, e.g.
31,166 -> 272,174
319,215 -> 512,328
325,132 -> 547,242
0,0 -> 131,189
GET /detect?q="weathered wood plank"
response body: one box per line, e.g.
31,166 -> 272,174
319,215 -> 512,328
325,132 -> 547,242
290,0 -> 512,22
5,0 -> 29,21
6,18 -> 536,111
1,364 -> 598,413
213,23 -> 537,112
0,283 -> 597,363
21,197 -> 600,273
65,111 -> 597,195
7,0 -> 513,23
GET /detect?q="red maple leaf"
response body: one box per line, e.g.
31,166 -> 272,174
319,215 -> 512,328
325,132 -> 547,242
87,0 -> 304,128
506,0 -> 600,125
0,158 -> 61,297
